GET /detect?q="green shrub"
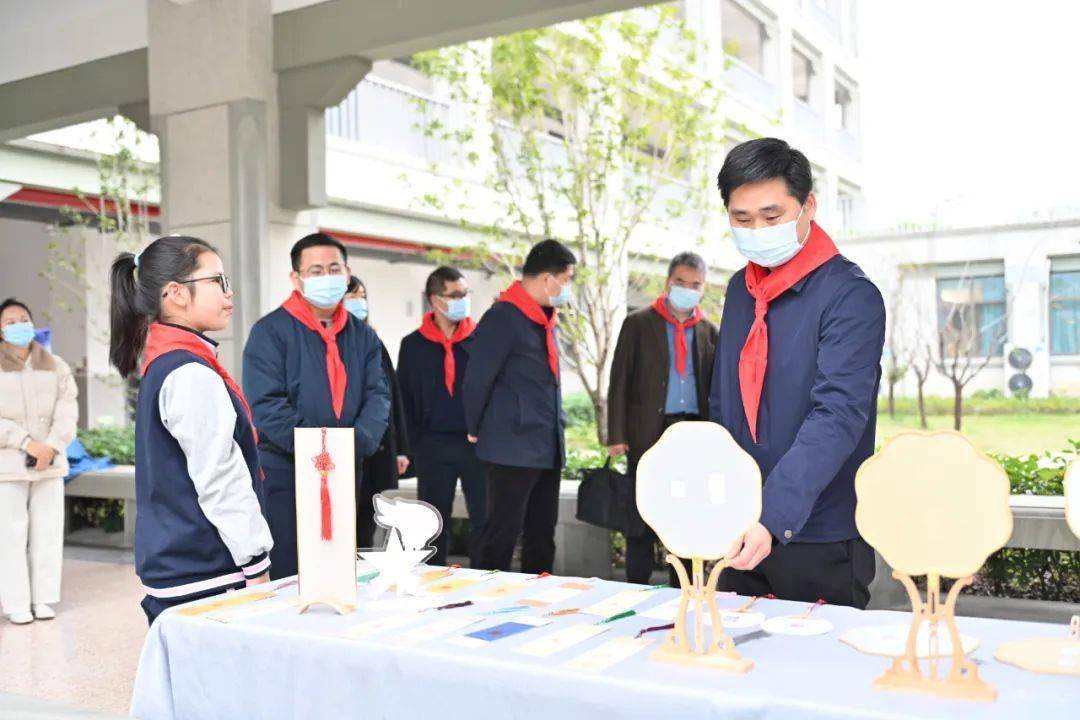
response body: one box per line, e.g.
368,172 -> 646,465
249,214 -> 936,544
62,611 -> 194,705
563,392 -> 597,431
78,425 -> 136,465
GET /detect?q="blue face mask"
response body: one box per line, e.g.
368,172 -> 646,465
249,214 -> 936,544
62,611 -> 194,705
667,285 -> 703,312
303,275 -> 348,308
2,321 -> 35,347
439,296 -> 471,323
345,298 -> 368,321
730,206 -> 810,268
549,279 -> 572,307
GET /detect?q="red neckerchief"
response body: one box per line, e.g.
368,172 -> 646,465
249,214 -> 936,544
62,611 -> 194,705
740,221 -> 839,443
418,311 -> 476,396
650,296 -> 704,378
498,280 -> 559,380
142,322 -> 258,444
282,291 -> 349,420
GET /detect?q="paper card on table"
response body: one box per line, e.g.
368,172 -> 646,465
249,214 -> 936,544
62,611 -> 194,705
342,612 -> 423,640
473,582 -> 530,602
761,616 -> 833,636
447,616 -> 552,648
176,591 -> 276,617
580,589 -> 655,617
204,597 -> 298,623
563,637 -> 653,671
637,598 -> 762,629
422,576 -> 487,595
514,624 -> 609,658
395,615 -> 485,645
520,582 -> 592,607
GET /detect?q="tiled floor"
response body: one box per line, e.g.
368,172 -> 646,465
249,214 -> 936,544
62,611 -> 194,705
0,548 -> 146,716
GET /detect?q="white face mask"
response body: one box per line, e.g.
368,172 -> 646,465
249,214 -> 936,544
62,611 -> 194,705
730,206 -> 811,268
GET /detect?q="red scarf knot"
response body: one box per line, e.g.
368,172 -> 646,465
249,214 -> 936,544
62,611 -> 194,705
282,291 -> 349,420
497,281 -> 560,381
738,222 -> 839,445
650,296 -> 704,378
418,312 -> 476,396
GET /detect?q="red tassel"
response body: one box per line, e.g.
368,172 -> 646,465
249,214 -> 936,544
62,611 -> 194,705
312,427 -> 336,542
320,475 -> 332,541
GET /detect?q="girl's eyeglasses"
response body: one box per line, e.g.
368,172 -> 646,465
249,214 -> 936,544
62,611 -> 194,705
175,274 -> 231,294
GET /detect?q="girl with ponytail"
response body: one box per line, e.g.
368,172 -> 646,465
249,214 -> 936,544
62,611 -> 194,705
109,236 -> 273,624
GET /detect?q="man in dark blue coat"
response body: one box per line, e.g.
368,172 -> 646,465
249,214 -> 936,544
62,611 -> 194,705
397,265 -> 486,567
710,138 -> 885,609
242,233 -> 390,579
463,239 -> 576,573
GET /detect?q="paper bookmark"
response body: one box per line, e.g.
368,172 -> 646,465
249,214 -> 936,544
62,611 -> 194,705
514,624 -> 610,658
563,637 -> 653,671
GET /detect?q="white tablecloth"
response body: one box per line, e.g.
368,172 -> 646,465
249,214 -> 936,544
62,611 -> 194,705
130,571 -> 1080,720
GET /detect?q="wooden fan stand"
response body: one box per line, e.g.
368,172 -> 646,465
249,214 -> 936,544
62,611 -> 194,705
875,571 -> 995,702
650,555 -> 753,673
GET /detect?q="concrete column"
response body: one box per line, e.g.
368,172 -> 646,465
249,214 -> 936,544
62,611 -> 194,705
1005,250 -> 1051,397
148,0 -> 274,376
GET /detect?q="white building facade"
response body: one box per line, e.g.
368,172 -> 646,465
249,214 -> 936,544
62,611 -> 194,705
845,219 -> 1080,398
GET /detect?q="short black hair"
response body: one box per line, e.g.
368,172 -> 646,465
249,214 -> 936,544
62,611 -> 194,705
667,252 -> 706,278
425,266 -> 465,299
347,275 -> 365,295
290,232 -> 348,272
522,239 -> 576,277
716,138 -> 812,207
0,298 -> 32,322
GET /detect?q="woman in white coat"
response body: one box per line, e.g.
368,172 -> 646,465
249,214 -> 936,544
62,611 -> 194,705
0,298 -> 78,625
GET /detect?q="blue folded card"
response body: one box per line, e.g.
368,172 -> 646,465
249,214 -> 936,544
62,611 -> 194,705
465,622 -> 536,642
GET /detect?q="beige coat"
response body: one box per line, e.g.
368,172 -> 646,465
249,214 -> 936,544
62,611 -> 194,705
0,342 -> 78,481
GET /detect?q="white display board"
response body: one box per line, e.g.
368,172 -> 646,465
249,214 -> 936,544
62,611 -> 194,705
295,427 -> 357,609
636,421 -> 762,560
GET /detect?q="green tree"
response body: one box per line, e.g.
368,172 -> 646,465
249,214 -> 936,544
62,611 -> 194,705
414,6 -> 724,443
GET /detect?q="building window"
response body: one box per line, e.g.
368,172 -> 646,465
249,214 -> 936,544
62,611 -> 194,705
1050,267 -> 1080,355
834,81 -> 854,130
838,192 -> 855,231
936,274 -> 1007,358
792,48 -> 814,103
722,1 -> 767,74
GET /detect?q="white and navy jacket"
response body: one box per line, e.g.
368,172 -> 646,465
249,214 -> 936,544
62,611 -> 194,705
134,340 -> 273,601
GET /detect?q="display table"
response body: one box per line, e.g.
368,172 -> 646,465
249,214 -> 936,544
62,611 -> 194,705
130,571 -> 1079,720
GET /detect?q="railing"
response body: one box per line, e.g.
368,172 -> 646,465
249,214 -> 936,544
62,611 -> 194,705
834,127 -> 860,162
325,77 -> 453,166
793,99 -> 826,143
723,61 -> 780,115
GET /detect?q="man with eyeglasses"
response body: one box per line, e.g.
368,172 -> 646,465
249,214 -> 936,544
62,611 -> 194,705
242,232 -> 391,579
397,266 -> 486,567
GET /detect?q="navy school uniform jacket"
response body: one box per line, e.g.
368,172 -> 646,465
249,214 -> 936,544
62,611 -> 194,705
135,349 -> 273,600
241,307 -> 391,484
709,254 -> 886,546
462,302 -> 565,470
397,328 -> 474,446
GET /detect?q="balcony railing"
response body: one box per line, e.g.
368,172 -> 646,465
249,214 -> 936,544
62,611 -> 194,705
326,77 -> 453,166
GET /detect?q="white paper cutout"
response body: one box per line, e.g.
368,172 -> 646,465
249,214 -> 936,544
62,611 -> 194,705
358,494 -> 442,597
636,422 -> 762,560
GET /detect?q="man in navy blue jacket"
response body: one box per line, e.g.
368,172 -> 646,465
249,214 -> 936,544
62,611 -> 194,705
397,266 -> 485,567
242,233 -> 390,579
463,240 -> 576,573
710,139 -> 885,609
